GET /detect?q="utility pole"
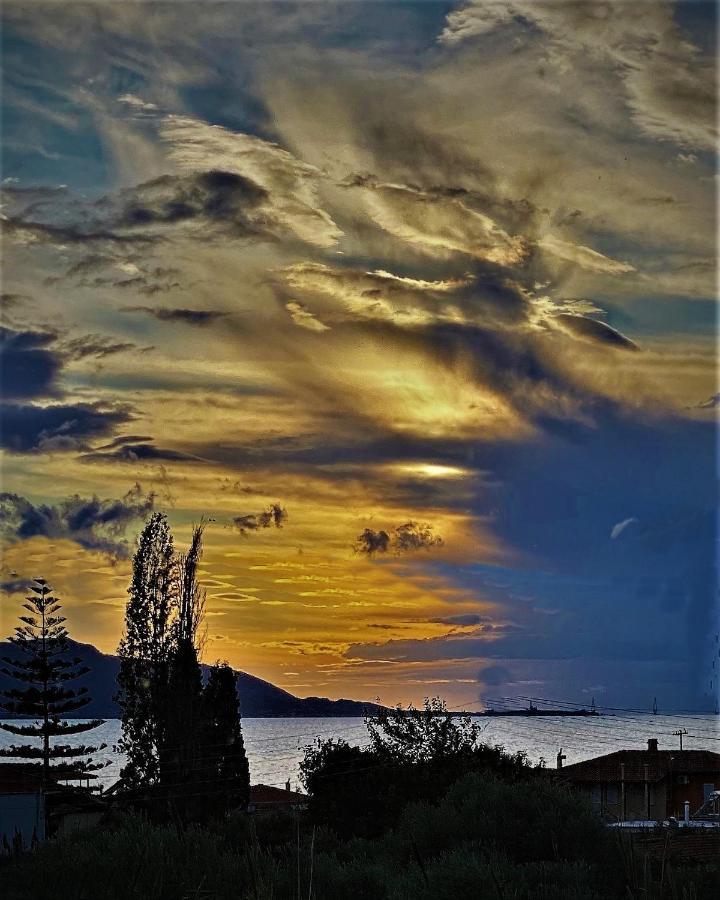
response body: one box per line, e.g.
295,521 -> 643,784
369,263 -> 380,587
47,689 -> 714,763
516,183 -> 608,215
672,728 -> 688,751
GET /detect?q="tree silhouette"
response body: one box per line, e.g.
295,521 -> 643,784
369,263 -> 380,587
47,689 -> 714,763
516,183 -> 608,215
164,523 -> 206,787
0,578 -> 105,787
116,512 -> 176,788
201,662 -> 250,812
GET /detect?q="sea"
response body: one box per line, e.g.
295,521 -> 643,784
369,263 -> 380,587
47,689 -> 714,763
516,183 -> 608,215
1,713 -> 718,792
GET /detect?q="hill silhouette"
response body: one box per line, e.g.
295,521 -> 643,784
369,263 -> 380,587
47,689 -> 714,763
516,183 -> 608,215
0,639 -> 385,719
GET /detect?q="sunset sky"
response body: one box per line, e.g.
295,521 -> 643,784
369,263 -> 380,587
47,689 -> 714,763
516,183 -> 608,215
1,1 -> 717,711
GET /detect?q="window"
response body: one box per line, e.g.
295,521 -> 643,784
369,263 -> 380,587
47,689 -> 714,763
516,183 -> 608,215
703,783 -> 715,801
606,785 -> 618,805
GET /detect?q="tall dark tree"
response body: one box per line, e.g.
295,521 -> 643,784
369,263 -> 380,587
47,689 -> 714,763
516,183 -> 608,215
116,512 -> 176,788
164,523 -> 206,786
0,579 -> 105,787
201,663 -> 250,811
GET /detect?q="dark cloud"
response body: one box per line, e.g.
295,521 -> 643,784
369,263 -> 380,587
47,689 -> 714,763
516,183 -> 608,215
0,325 -> 62,399
122,306 -> 228,326
93,434 -> 155,450
355,521 -> 443,555
62,333 -> 137,360
0,293 -> 31,311
394,521 -> 443,552
3,170 -> 270,254
554,314 -> 639,351
478,664 -> 514,687
692,393 -> 720,410
0,483 -> 155,559
0,401 -> 131,453
0,577 -> 36,594
432,614 -> 486,627
231,503 -> 288,535
81,437 -> 201,463
2,216 -> 155,249
0,325 -> 140,405
114,170 -> 268,236
355,528 -> 391,555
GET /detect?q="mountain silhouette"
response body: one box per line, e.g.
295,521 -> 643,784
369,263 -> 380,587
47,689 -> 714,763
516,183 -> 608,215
0,639 -> 385,719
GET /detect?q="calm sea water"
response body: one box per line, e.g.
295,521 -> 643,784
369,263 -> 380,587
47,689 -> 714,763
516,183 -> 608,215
1,714 -> 717,792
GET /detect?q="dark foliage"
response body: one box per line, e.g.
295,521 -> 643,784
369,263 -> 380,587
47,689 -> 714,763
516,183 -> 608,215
3,776 -> 718,899
115,512 -> 176,788
0,579 -> 105,784
114,515 -> 248,821
300,699 -> 531,838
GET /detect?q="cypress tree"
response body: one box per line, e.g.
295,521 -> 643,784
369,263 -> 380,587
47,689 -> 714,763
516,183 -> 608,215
0,579 -> 105,787
201,663 -> 250,812
164,524 -> 205,787
116,512 -> 176,788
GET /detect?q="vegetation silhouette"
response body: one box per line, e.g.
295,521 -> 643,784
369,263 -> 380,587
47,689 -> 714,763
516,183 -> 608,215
0,578 -> 105,786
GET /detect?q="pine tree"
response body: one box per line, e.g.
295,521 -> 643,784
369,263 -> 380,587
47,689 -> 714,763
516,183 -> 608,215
201,663 -> 250,811
0,579 -> 105,787
116,512 -> 176,788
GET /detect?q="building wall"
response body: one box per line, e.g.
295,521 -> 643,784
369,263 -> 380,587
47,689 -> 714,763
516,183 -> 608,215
0,792 -> 45,851
581,775 -> 719,821
669,775 -> 718,819
584,782 -> 667,821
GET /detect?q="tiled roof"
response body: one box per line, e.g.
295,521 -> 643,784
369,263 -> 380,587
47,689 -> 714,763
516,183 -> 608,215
560,750 -> 720,783
249,784 -> 306,806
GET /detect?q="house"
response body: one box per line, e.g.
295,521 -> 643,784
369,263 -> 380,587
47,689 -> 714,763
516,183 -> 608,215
248,783 -> 307,813
47,786 -> 107,838
0,765 -> 47,853
557,739 -> 720,822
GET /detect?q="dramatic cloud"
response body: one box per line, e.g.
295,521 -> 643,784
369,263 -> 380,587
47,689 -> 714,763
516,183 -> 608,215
122,306 -> 228,327
285,301 -> 330,333
0,1 -> 714,707
538,236 -> 635,276
113,170 -> 269,237
355,522 -> 443,555
160,114 -> 342,247
81,436 -> 201,463
0,325 -> 62,399
478,664 -> 514,687
62,334 -> 137,360
0,483 -> 155,559
354,528 -> 391,556
394,521 -> 444,553
553,314 -> 639,351
345,178 -> 530,265
231,504 -> 288,535
432,614 -> 486,627
440,1 -> 716,150
0,402 -> 132,453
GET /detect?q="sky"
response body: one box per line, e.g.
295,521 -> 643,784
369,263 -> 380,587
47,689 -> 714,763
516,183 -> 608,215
0,0 -> 717,712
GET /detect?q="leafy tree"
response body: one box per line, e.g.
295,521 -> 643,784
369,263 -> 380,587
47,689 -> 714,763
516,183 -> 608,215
0,578 -> 105,786
201,663 -> 250,812
301,698 -> 531,837
366,697 -> 484,763
116,512 -> 176,788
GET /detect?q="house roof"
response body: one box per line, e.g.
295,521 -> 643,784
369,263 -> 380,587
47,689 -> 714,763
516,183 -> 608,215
249,784 -> 306,806
0,764 -> 56,794
560,750 -> 720,784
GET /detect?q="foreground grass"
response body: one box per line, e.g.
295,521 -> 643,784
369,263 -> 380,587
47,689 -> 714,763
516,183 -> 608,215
2,774 -> 718,899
